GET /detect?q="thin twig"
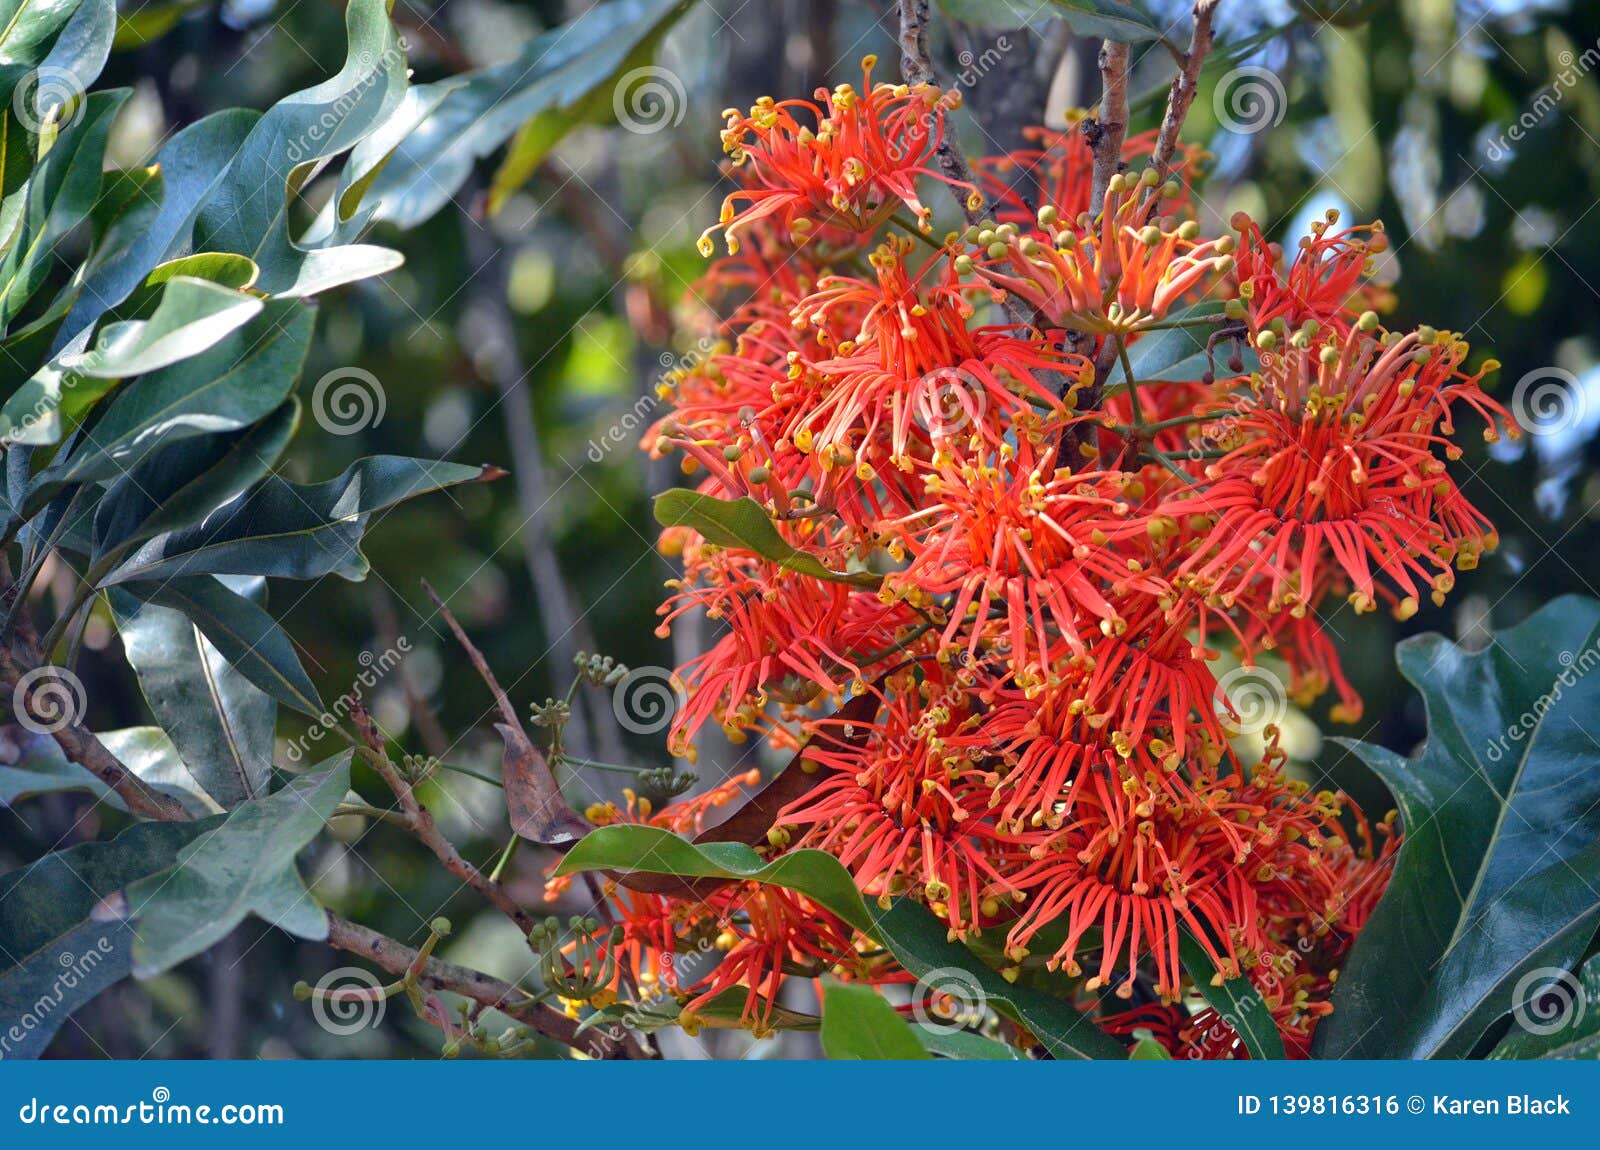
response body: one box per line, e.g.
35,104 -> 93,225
0,642 -> 188,821
422,579 -> 521,730
896,0 -> 986,228
325,913 -> 656,1059
351,700 -> 542,936
1139,0 -> 1219,220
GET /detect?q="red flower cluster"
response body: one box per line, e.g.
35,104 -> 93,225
586,62 -> 1513,1054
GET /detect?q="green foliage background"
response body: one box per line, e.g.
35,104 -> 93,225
5,0 -> 1598,1057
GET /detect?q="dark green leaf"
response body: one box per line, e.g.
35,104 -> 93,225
1044,0 -> 1161,43
554,824 -> 1126,1059
485,22 -> 679,213
0,726 -> 119,807
0,88 -> 127,331
45,299 -> 311,481
653,489 -> 880,588
1489,956 -> 1600,1060
935,0 -> 1057,28
0,817 -> 218,962
191,0 -> 406,295
0,0 -> 84,66
98,725 -> 224,815
119,573 -> 324,719
63,275 -> 262,377
1126,303 -> 1256,384
109,577 -> 276,809
102,455 -> 497,585
0,916 -> 133,1057
1315,596 -> 1600,1059
32,0 -> 113,94
820,981 -> 929,1060
1178,931 -> 1285,1059
58,108 -> 258,350
91,397 -> 300,569
913,1024 -> 1021,1060
309,82 -> 463,245
363,0 -> 692,230
0,816 -> 220,1057
127,753 -> 350,975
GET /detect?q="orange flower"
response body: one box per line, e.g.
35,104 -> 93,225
973,172 -> 1235,334
778,667 -> 1018,934
881,441 -> 1165,673
1164,327 -> 1511,636
657,549 -> 911,748
976,125 -> 1203,227
1233,209 -> 1387,339
786,240 -> 1083,469
698,56 -> 976,258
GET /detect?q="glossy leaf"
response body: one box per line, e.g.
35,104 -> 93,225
0,816 -> 220,1058
1489,956 -> 1600,1060
61,275 -> 262,377
308,81 -> 463,246
191,0 -> 407,295
44,300 -> 311,481
1126,303 -> 1257,384
98,725 -> 224,815
934,0 -> 1057,28
362,0 -> 692,230
127,754 -> 350,976
3,724 -> 226,815
116,575 -> 323,719
33,0 -> 113,96
0,726 -> 120,807
0,89 -> 128,331
58,108 -> 258,350
109,577 -> 276,809
653,489 -> 881,588
1045,0 -> 1161,42
1178,931 -> 1285,1060
555,824 -> 1126,1059
820,982 -> 929,1061
1315,596 -> 1600,1059
101,456 -> 497,586
90,398 -> 300,570
0,0 -> 84,66
913,1024 -> 1022,1060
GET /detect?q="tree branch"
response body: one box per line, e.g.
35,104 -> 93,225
0,642 -> 189,821
350,701 -> 545,937
1140,0 -> 1219,217
324,913 -> 656,1059
896,0 -> 987,226
1087,39 -> 1130,211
